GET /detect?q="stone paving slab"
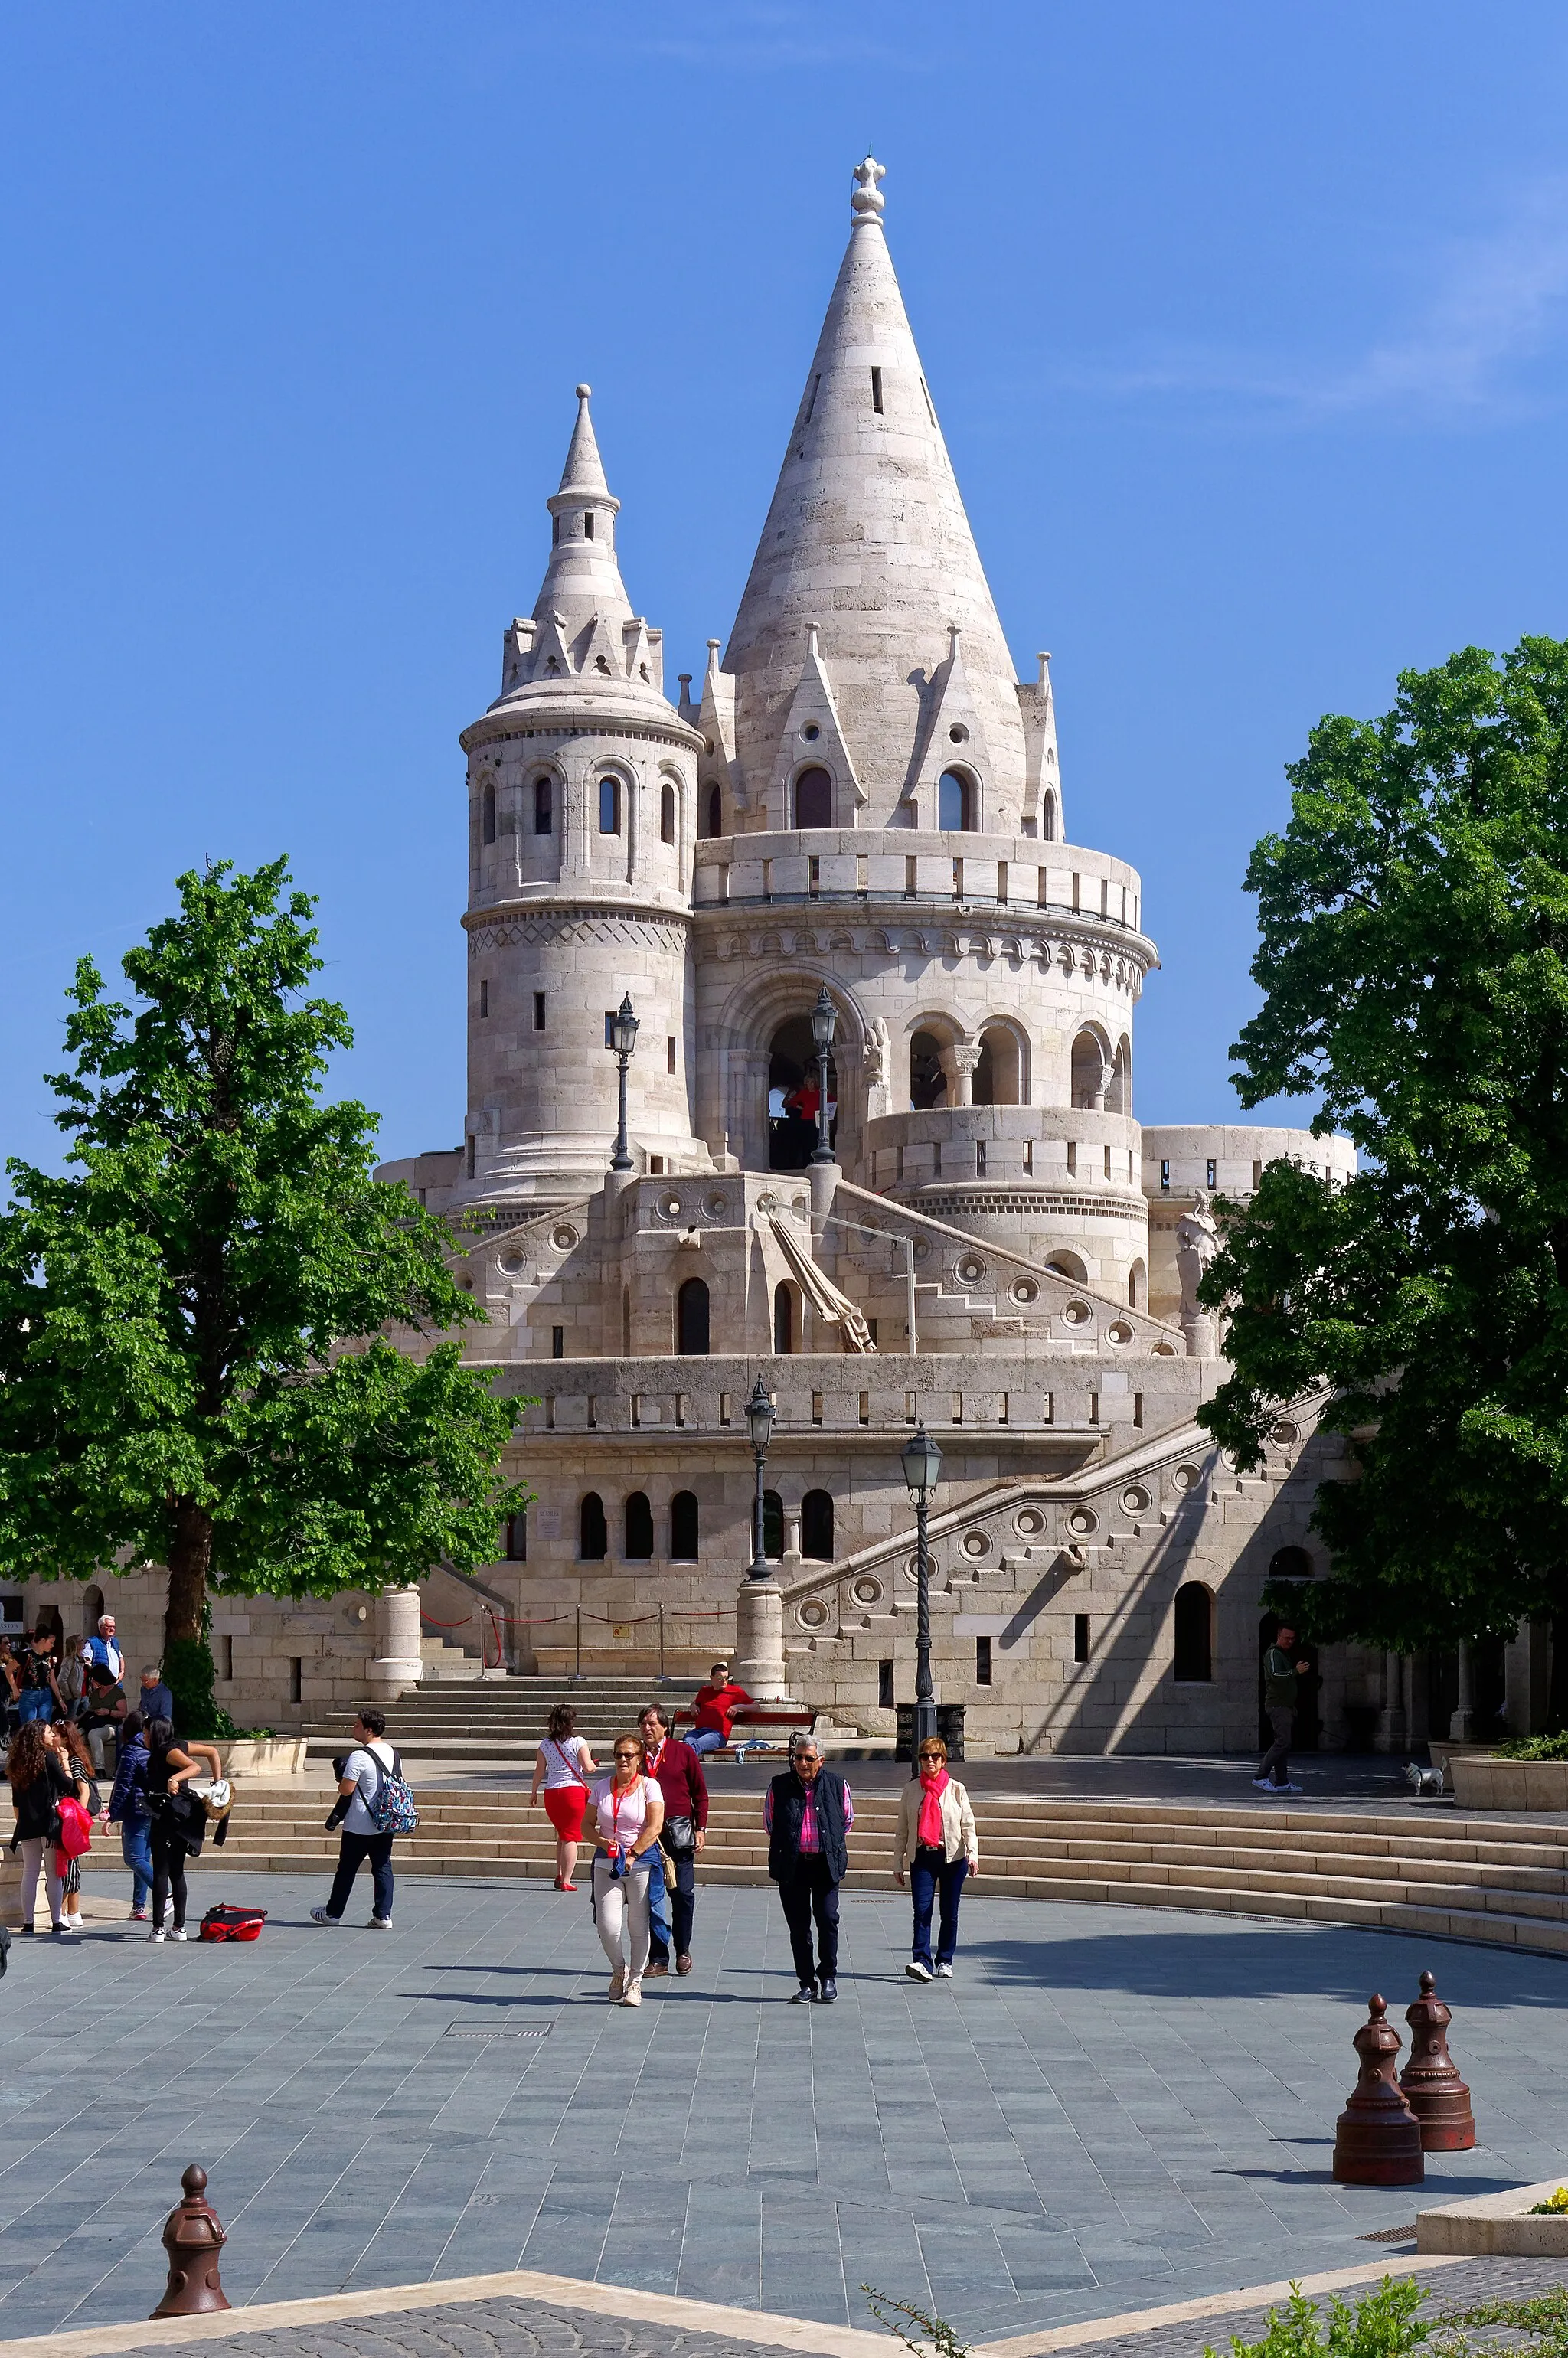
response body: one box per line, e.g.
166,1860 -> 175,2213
1,1873 -> 1566,2346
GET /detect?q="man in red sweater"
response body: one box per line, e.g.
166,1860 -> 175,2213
689,1662 -> 756,1762
639,1703 -> 708,1975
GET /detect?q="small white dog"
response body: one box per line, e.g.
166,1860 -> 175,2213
1403,1761 -> 1446,1796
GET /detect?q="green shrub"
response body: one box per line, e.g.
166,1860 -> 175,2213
1494,1734 -> 1568,1760
1207,2278 -> 1429,2358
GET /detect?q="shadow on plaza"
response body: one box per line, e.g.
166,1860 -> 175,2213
963,1923 -> 1568,2007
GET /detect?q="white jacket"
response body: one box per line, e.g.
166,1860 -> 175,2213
894,1776 -> 979,1874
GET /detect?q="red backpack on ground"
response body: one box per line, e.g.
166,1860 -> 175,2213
198,1902 -> 266,1942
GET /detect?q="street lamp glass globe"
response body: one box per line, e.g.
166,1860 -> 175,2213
746,1376 -> 776,1452
811,985 -> 838,1052
610,994 -> 639,1057
901,1422 -> 942,1503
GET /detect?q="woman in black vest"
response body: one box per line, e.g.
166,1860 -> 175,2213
764,1730 -> 854,2004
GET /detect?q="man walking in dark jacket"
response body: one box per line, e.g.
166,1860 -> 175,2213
764,1731 -> 853,2004
639,1703 -> 708,1976
1255,1625 -> 1310,1795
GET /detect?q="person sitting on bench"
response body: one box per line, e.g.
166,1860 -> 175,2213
688,1664 -> 755,1762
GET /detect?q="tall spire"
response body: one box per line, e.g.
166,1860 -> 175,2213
532,383 -> 632,636
722,159 -> 1027,831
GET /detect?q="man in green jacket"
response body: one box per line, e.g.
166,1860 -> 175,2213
1254,1626 -> 1310,1795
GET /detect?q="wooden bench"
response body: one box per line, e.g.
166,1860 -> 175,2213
672,1706 -> 817,1759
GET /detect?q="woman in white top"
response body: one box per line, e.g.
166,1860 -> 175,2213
530,1703 -> 598,1891
893,1735 -> 979,1981
588,1731 -> 664,2006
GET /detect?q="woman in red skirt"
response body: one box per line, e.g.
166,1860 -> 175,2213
531,1703 -> 597,1890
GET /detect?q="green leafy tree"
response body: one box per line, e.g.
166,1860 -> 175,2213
1198,636 -> 1568,1714
0,860 -> 527,1730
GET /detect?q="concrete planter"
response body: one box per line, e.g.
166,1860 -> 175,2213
214,1737 -> 309,1778
1449,1754 -> 1568,1811
1419,2177 -> 1568,2254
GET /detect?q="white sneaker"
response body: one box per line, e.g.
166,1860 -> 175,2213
1250,1777 -> 1276,1790
906,1959 -> 933,1981
620,1978 -> 642,2006
149,1929 -> 166,1944
309,1907 -> 339,1927
935,1962 -> 953,1978
169,1927 -> 188,1941
368,1916 -> 392,1932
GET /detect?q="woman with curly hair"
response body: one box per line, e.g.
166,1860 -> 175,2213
8,1720 -> 80,1936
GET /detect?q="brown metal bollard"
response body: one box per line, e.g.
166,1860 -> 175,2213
1332,1994 -> 1424,2186
150,2165 -> 231,2319
1401,1969 -> 1476,2151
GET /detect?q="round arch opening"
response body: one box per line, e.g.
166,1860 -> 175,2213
768,1015 -> 836,1170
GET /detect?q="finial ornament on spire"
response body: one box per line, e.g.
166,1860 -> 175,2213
851,155 -> 886,223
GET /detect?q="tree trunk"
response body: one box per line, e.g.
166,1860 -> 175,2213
165,1498 -> 213,1654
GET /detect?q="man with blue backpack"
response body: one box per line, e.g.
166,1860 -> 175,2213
310,1706 -> 417,1931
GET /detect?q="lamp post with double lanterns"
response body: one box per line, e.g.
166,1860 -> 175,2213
609,994 -> 639,1173
809,985 -> 838,1164
745,1374 -> 776,1581
901,1422 -> 943,1759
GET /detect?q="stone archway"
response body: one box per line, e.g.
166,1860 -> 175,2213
705,968 -> 872,1174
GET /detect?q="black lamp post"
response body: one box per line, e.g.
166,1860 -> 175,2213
809,985 -> 838,1165
745,1374 -> 776,1582
609,993 -> 639,1172
901,1422 -> 943,1759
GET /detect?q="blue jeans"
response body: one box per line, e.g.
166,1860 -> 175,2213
16,1690 -> 51,1723
688,1729 -> 724,1756
121,1819 -> 153,1910
910,1846 -> 968,1968
647,1842 -> 671,1955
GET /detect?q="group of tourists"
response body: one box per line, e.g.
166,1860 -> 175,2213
528,1660 -> 982,2005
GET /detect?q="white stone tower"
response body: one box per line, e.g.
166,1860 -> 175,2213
456,388 -> 710,1213
688,161 -> 1155,1301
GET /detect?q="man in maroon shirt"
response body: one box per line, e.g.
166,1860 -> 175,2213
639,1703 -> 709,1976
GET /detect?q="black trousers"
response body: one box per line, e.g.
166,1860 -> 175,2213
150,1824 -> 188,1931
1259,1706 -> 1294,1785
650,1845 -> 696,1961
326,1831 -> 394,1920
776,1857 -> 839,1984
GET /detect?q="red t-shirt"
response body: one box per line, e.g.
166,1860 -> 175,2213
691,1681 -> 753,1742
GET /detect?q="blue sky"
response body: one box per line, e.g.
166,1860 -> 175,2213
3,2 -> 1566,1172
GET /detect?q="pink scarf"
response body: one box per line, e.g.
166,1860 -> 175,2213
916,1766 -> 949,1847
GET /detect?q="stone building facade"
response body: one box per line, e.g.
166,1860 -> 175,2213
18,162 -> 1534,1752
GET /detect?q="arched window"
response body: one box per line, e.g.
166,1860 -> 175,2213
1106,1034 -> 1132,1115
82,1583 -> 105,1637
502,1513 -> 527,1562
677,1276 -> 710,1356
1046,1252 -> 1087,1283
795,766 -> 831,828
705,783 -> 724,839
1040,789 -> 1057,843
773,1282 -> 794,1354
670,1491 -> 700,1560
763,1489 -> 784,1559
660,782 -> 676,844
481,781 -> 496,844
1173,1583 -> 1214,1682
580,1493 -> 607,1561
1269,1546 -> 1313,1583
910,1030 -> 948,1110
599,775 -> 621,835
802,1491 -> 834,1560
1128,1259 -> 1146,1310
533,776 -> 553,836
1070,1030 -> 1107,1110
939,769 -> 972,832
625,1492 -> 655,1560
972,1024 -> 1023,1106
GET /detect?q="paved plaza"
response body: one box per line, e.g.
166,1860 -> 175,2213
1,1874 -> 1566,2347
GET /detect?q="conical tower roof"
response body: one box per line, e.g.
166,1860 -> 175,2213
723,159 -> 1027,830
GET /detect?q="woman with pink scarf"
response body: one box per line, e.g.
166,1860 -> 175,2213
893,1736 -> 978,1981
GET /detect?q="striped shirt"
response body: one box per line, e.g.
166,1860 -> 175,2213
763,1778 -> 854,1853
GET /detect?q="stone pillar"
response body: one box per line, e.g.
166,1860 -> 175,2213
782,1507 -> 803,1566
1181,1310 -> 1217,1359
943,1046 -> 982,1108
1448,1639 -> 1475,1743
1375,1651 -> 1407,1754
370,1587 -> 423,1700
733,1575 -> 788,1701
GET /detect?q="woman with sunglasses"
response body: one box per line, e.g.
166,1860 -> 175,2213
893,1735 -> 978,1981
588,1731 -> 665,2005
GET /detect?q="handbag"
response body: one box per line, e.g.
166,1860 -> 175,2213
662,1815 -> 696,1854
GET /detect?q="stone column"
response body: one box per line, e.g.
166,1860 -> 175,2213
1448,1640 -> 1475,1743
943,1046 -> 982,1108
1375,1651 -> 1407,1753
370,1587 -> 423,1701
733,1575 -> 788,1700
782,1507 -> 803,1567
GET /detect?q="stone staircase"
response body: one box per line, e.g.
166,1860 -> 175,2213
168,1786 -> 1568,1956
299,1677 -> 707,1761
